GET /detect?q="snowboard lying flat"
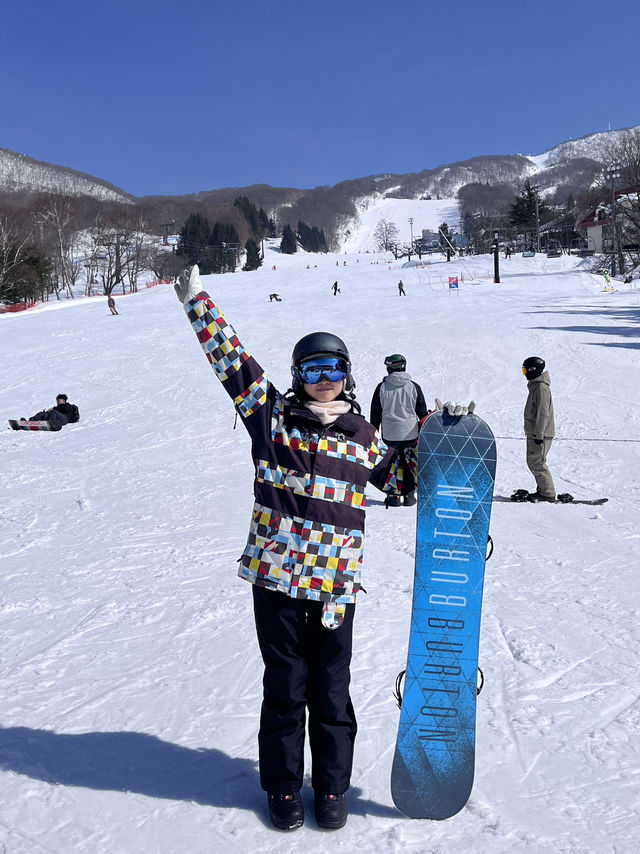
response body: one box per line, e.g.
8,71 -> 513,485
8,419 -> 62,432
391,411 -> 496,819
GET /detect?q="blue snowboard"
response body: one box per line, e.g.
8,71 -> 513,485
391,411 -> 496,819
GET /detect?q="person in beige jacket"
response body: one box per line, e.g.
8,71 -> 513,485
522,356 -> 556,501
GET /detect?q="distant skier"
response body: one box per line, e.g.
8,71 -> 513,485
107,295 -> 118,315
522,356 -> 556,502
397,280 -> 406,296
370,354 -> 428,507
332,281 -> 341,295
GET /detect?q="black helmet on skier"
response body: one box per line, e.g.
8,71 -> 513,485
291,331 -> 355,394
522,356 -> 545,380
384,353 -> 407,373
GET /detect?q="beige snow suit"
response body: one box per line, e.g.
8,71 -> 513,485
524,371 -> 556,499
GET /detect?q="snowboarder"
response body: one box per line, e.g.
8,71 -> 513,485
269,293 -> 282,302
107,295 -> 118,315
332,281 -> 340,295
522,356 -> 556,501
397,280 -> 406,296
174,265 -> 396,833
26,394 -> 80,426
370,354 -> 428,507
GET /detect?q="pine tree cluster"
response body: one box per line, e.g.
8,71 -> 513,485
177,197 -> 276,274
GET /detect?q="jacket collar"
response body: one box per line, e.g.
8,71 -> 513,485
287,404 -> 361,436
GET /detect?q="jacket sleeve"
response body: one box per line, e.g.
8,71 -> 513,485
413,382 -> 428,420
183,291 -> 272,439
369,383 -> 383,429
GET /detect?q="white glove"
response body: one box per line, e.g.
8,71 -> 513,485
435,398 -> 476,416
174,264 -> 203,304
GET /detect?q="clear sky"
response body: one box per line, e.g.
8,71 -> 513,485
2,0 -> 639,197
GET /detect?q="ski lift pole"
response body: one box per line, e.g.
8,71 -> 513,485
492,230 -> 500,283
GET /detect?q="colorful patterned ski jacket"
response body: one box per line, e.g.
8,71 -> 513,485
184,291 -> 390,629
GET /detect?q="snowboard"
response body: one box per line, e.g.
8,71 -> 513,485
503,490 -> 608,506
8,419 -> 63,432
391,411 -> 496,820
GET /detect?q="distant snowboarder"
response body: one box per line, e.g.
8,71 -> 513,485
107,295 -> 118,315
22,394 -> 80,427
522,357 -> 555,501
397,280 -> 406,296
370,354 -> 428,507
332,281 -> 341,295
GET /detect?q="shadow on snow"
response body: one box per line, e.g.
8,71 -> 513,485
526,304 -> 640,349
0,726 -> 398,822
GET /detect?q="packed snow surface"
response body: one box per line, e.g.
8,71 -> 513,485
1,245 -> 639,853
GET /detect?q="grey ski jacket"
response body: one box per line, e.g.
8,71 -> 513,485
370,372 -> 428,442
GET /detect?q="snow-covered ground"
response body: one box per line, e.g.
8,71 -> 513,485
1,244 -> 639,853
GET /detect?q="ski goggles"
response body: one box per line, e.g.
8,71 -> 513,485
295,356 -> 349,384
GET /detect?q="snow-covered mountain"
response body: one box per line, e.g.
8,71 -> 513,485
0,147 -> 133,203
1,125 -> 636,251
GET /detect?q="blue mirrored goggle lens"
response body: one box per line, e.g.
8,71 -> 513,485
297,357 -> 348,383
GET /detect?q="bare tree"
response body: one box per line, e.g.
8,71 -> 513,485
599,129 -> 640,269
89,208 -> 154,295
0,210 -> 34,296
33,194 -> 82,299
373,218 -> 399,251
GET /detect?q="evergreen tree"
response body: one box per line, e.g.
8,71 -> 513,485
439,222 -> 453,250
296,220 -> 328,253
259,207 -> 276,238
210,221 -> 240,273
177,213 -> 212,272
243,238 -> 262,271
510,180 -> 550,231
234,196 -> 262,240
280,224 -> 297,254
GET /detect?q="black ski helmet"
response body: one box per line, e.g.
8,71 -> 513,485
291,331 -> 354,393
384,353 -> 407,373
522,356 -> 545,379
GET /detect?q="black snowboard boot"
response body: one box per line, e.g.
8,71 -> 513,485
385,493 -> 402,508
403,491 -> 417,507
267,792 -> 304,831
314,792 -> 348,830
529,491 -> 556,503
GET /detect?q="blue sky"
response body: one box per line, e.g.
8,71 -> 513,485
2,0 -> 639,197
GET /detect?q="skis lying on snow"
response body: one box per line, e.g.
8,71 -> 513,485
8,419 -> 63,432
499,490 -> 608,506
391,410 -> 496,820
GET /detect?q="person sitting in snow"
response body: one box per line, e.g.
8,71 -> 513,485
27,394 -> 79,426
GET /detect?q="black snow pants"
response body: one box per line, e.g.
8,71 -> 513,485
252,585 -> 357,795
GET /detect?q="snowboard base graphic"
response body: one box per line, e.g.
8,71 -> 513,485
9,419 -> 63,432
391,411 -> 496,819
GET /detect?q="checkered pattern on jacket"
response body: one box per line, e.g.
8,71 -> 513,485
185,291 -> 389,628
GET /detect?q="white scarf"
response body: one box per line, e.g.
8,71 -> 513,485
304,399 -> 351,425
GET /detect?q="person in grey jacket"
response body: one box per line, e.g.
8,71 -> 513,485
522,356 -> 556,501
370,354 -> 428,507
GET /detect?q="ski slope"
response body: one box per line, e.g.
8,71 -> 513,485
341,197 -> 460,253
1,246 -> 639,853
